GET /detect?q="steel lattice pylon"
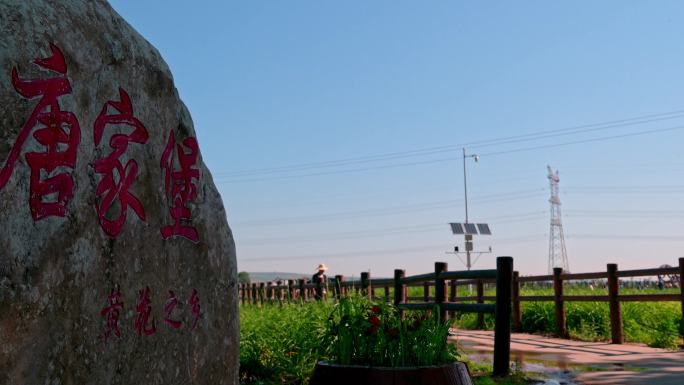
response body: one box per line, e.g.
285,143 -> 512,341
548,166 -> 569,273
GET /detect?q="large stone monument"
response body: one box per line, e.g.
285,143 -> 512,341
0,1 -> 238,384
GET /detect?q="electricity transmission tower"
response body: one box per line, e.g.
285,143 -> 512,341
547,166 -> 569,273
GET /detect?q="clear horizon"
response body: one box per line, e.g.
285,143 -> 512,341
111,1 -> 684,278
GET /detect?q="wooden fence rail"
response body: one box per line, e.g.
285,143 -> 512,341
507,258 -> 683,344
239,257 -> 683,348
238,256 -> 514,376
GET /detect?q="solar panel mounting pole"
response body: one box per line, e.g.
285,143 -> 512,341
463,148 -> 469,225
463,148 -> 479,270
462,148 -> 470,270
449,150 -> 489,278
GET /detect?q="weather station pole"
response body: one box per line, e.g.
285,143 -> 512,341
462,148 -> 478,271
463,148 -> 469,225
447,149 -> 490,275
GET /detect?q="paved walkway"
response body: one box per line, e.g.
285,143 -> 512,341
452,329 -> 684,385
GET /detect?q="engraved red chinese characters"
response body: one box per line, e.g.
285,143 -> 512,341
0,43 -> 80,220
189,289 -> 201,331
163,290 -> 182,329
160,131 -> 200,242
93,88 -> 149,236
134,286 -> 156,336
100,286 -> 124,342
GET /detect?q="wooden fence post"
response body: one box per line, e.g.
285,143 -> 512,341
245,283 -> 250,305
239,284 -> 244,305
280,281 -> 290,302
297,279 -> 306,302
423,282 -> 430,302
287,280 -> 295,301
394,269 -> 406,318
251,283 -> 257,305
334,275 -> 343,300
553,267 -> 566,338
679,258 -> 684,345
259,282 -> 266,306
449,279 -> 457,318
493,256 -> 513,377
361,272 -> 371,298
384,286 -> 390,301
607,263 -> 624,344
512,271 -> 521,332
450,280 -> 457,301
476,279 -> 485,329
435,262 -> 448,323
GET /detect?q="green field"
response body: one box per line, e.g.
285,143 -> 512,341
240,302 -> 333,385
446,286 -> 682,349
240,286 -> 682,384
240,301 -> 525,385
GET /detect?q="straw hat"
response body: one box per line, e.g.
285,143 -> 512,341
315,263 -> 328,272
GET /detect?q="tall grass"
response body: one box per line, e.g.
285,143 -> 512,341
240,302 -> 332,385
240,295 -> 458,385
239,286 -> 682,384
451,286 -> 682,349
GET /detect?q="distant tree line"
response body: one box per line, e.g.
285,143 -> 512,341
238,271 -> 251,285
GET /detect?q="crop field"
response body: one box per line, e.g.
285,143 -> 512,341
240,302 -> 332,385
239,286 -> 682,385
240,301 -> 519,385
446,285 -> 682,349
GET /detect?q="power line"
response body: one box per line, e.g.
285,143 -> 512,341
218,123 -> 684,183
566,210 -> 684,218
216,157 -> 458,184
230,171 -> 544,209
469,112 -> 684,150
238,244 -> 454,262
568,234 -> 684,241
568,209 -> 684,214
239,234 -> 548,262
238,232 -> 683,263
479,124 -> 684,157
232,190 -> 546,227
238,211 -> 682,247
217,109 -> 684,179
239,224 -> 446,245
238,212 -> 547,246
565,185 -> 684,193
234,200 -> 683,247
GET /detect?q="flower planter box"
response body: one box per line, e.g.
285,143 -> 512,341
309,361 -> 473,385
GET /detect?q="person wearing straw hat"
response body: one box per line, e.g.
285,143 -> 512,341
312,263 -> 329,299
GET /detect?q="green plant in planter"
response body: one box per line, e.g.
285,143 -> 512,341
324,294 -> 458,367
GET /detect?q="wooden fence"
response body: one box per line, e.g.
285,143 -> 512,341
240,257 -> 684,372
509,258 -> 684,344
240,256 -> 514,376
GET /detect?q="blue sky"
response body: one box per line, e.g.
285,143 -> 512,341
111,1 -> 684,277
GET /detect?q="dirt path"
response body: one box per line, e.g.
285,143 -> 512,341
452,329 -> 684,385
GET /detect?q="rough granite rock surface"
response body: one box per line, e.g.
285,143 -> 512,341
0,1 -> 238,384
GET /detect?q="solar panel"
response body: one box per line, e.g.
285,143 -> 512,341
449,223 -> 464,234
464,223 -> 478,235
477,223 -> 491,235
